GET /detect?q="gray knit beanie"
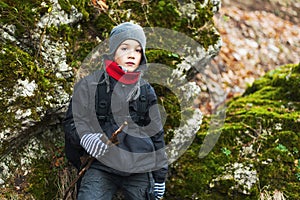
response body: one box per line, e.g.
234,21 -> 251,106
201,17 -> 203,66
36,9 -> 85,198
107,22 -> 147,66
101,22 -> 147,101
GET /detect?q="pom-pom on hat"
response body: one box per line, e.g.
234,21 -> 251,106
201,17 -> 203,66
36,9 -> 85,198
107,22 -> 147,66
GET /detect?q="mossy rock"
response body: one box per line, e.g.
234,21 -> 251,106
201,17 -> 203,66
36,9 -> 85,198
167,63 -> 300,199
1,0 -> 221,199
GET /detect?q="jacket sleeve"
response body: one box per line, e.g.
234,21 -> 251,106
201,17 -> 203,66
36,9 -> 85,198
147,84 -> 168,183
72,71 -> 104,138
72,78 -> 94,136
63,76 -> 96,146
72,72 -> 112,158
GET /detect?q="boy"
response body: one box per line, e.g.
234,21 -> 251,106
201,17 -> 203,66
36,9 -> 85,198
64,22 -> 168,200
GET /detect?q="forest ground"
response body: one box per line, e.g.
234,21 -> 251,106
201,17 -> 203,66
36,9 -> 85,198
195,0 -> 300,112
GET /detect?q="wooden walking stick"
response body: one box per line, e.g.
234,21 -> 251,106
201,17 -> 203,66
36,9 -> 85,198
63,121 -> 128,200
106,121 -> 128,145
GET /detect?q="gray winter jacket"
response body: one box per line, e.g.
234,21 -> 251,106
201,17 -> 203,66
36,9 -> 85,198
71,69 -> 168,183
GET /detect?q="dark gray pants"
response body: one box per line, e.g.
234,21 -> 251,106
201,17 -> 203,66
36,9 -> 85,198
77,168 -> 152,200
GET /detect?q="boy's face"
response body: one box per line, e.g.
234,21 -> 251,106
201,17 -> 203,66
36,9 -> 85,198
114,39 -> 142,72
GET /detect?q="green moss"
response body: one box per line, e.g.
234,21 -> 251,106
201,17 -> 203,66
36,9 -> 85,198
0,0 -> 48,38
0,43 -> 68,114
146,49 -> 182,68
166,63 -> 300,199
0,44 -> 42,125
150,83 -> 181,142
244,63 -> 300,101
25,131 -> 66,199
58,0 -> 92,20
27,158 -> 57,199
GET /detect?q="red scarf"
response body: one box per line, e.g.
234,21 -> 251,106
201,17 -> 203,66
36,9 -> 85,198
105,60 -> 140,84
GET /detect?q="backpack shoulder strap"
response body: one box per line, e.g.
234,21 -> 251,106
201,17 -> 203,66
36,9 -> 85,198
95,70 -> 110,123
136,83 -> 148,121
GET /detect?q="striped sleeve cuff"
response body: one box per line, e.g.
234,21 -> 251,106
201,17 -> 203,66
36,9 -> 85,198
80,133 -> 108,158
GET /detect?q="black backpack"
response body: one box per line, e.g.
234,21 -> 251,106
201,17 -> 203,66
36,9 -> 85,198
63,71 -> 148,170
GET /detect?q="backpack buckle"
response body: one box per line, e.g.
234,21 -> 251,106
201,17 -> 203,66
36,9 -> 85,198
97,115 -> 106,121
99,100 -> 107,108
140,95 -> 146,102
